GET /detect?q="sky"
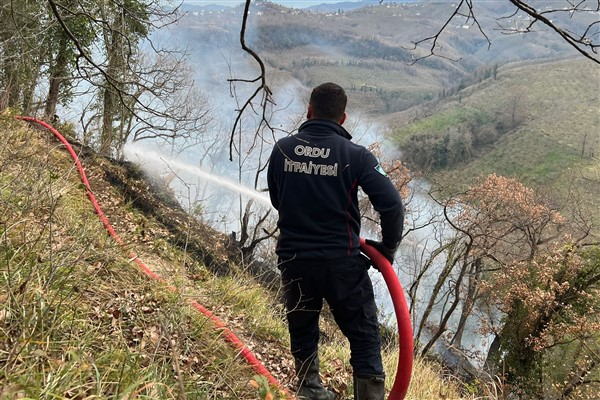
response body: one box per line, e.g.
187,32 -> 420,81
182,0 -> 365,8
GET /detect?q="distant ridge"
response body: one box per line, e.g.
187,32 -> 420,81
305,1 -> 379,12
180,3 -> 234,12
180,1 -> 417,13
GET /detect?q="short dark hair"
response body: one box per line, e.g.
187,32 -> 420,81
309,82 -> 347,121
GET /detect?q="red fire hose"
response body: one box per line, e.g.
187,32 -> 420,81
17,116 -> 413,399
360,238 -> 414,400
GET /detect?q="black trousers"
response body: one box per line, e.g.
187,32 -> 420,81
280,255 -> 384,376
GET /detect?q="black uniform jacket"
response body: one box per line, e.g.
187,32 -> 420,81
267,118 -> 404,261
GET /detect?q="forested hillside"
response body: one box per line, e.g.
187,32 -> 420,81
178,0 -> 597,115
388,58 -> 600,228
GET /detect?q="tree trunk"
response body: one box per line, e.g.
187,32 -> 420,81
44,34 -> 69,118
100,85 -> 116,156
3,54 -> 22,109
451,259 -> 482,348
484,333 -> 500,375
100,29 -> 121,157
421,254 -> 469,356
415,240 -> 461,345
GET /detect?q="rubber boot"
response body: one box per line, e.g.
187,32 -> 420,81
353,374 -> 385,400
295,357 -> 337,400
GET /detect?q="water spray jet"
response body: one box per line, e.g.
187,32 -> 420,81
124,142 -> 272,208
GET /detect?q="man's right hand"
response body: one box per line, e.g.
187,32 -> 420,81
365,239 -> 397,265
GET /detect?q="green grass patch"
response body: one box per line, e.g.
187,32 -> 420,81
0,124 -> 258,399
393,106 -> 491,141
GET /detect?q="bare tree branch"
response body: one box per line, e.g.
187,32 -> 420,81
412,0 -> 598,64
409,0 -> 491,63
228,0 -> 274,161
507,0 -> 599,63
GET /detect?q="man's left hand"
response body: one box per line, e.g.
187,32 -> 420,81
365,239 -> 397,265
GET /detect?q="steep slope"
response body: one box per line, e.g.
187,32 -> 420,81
0,114 -> 486,398
0,113 -> 292,398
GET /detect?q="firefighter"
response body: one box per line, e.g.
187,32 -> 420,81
267,82 -> 404,400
